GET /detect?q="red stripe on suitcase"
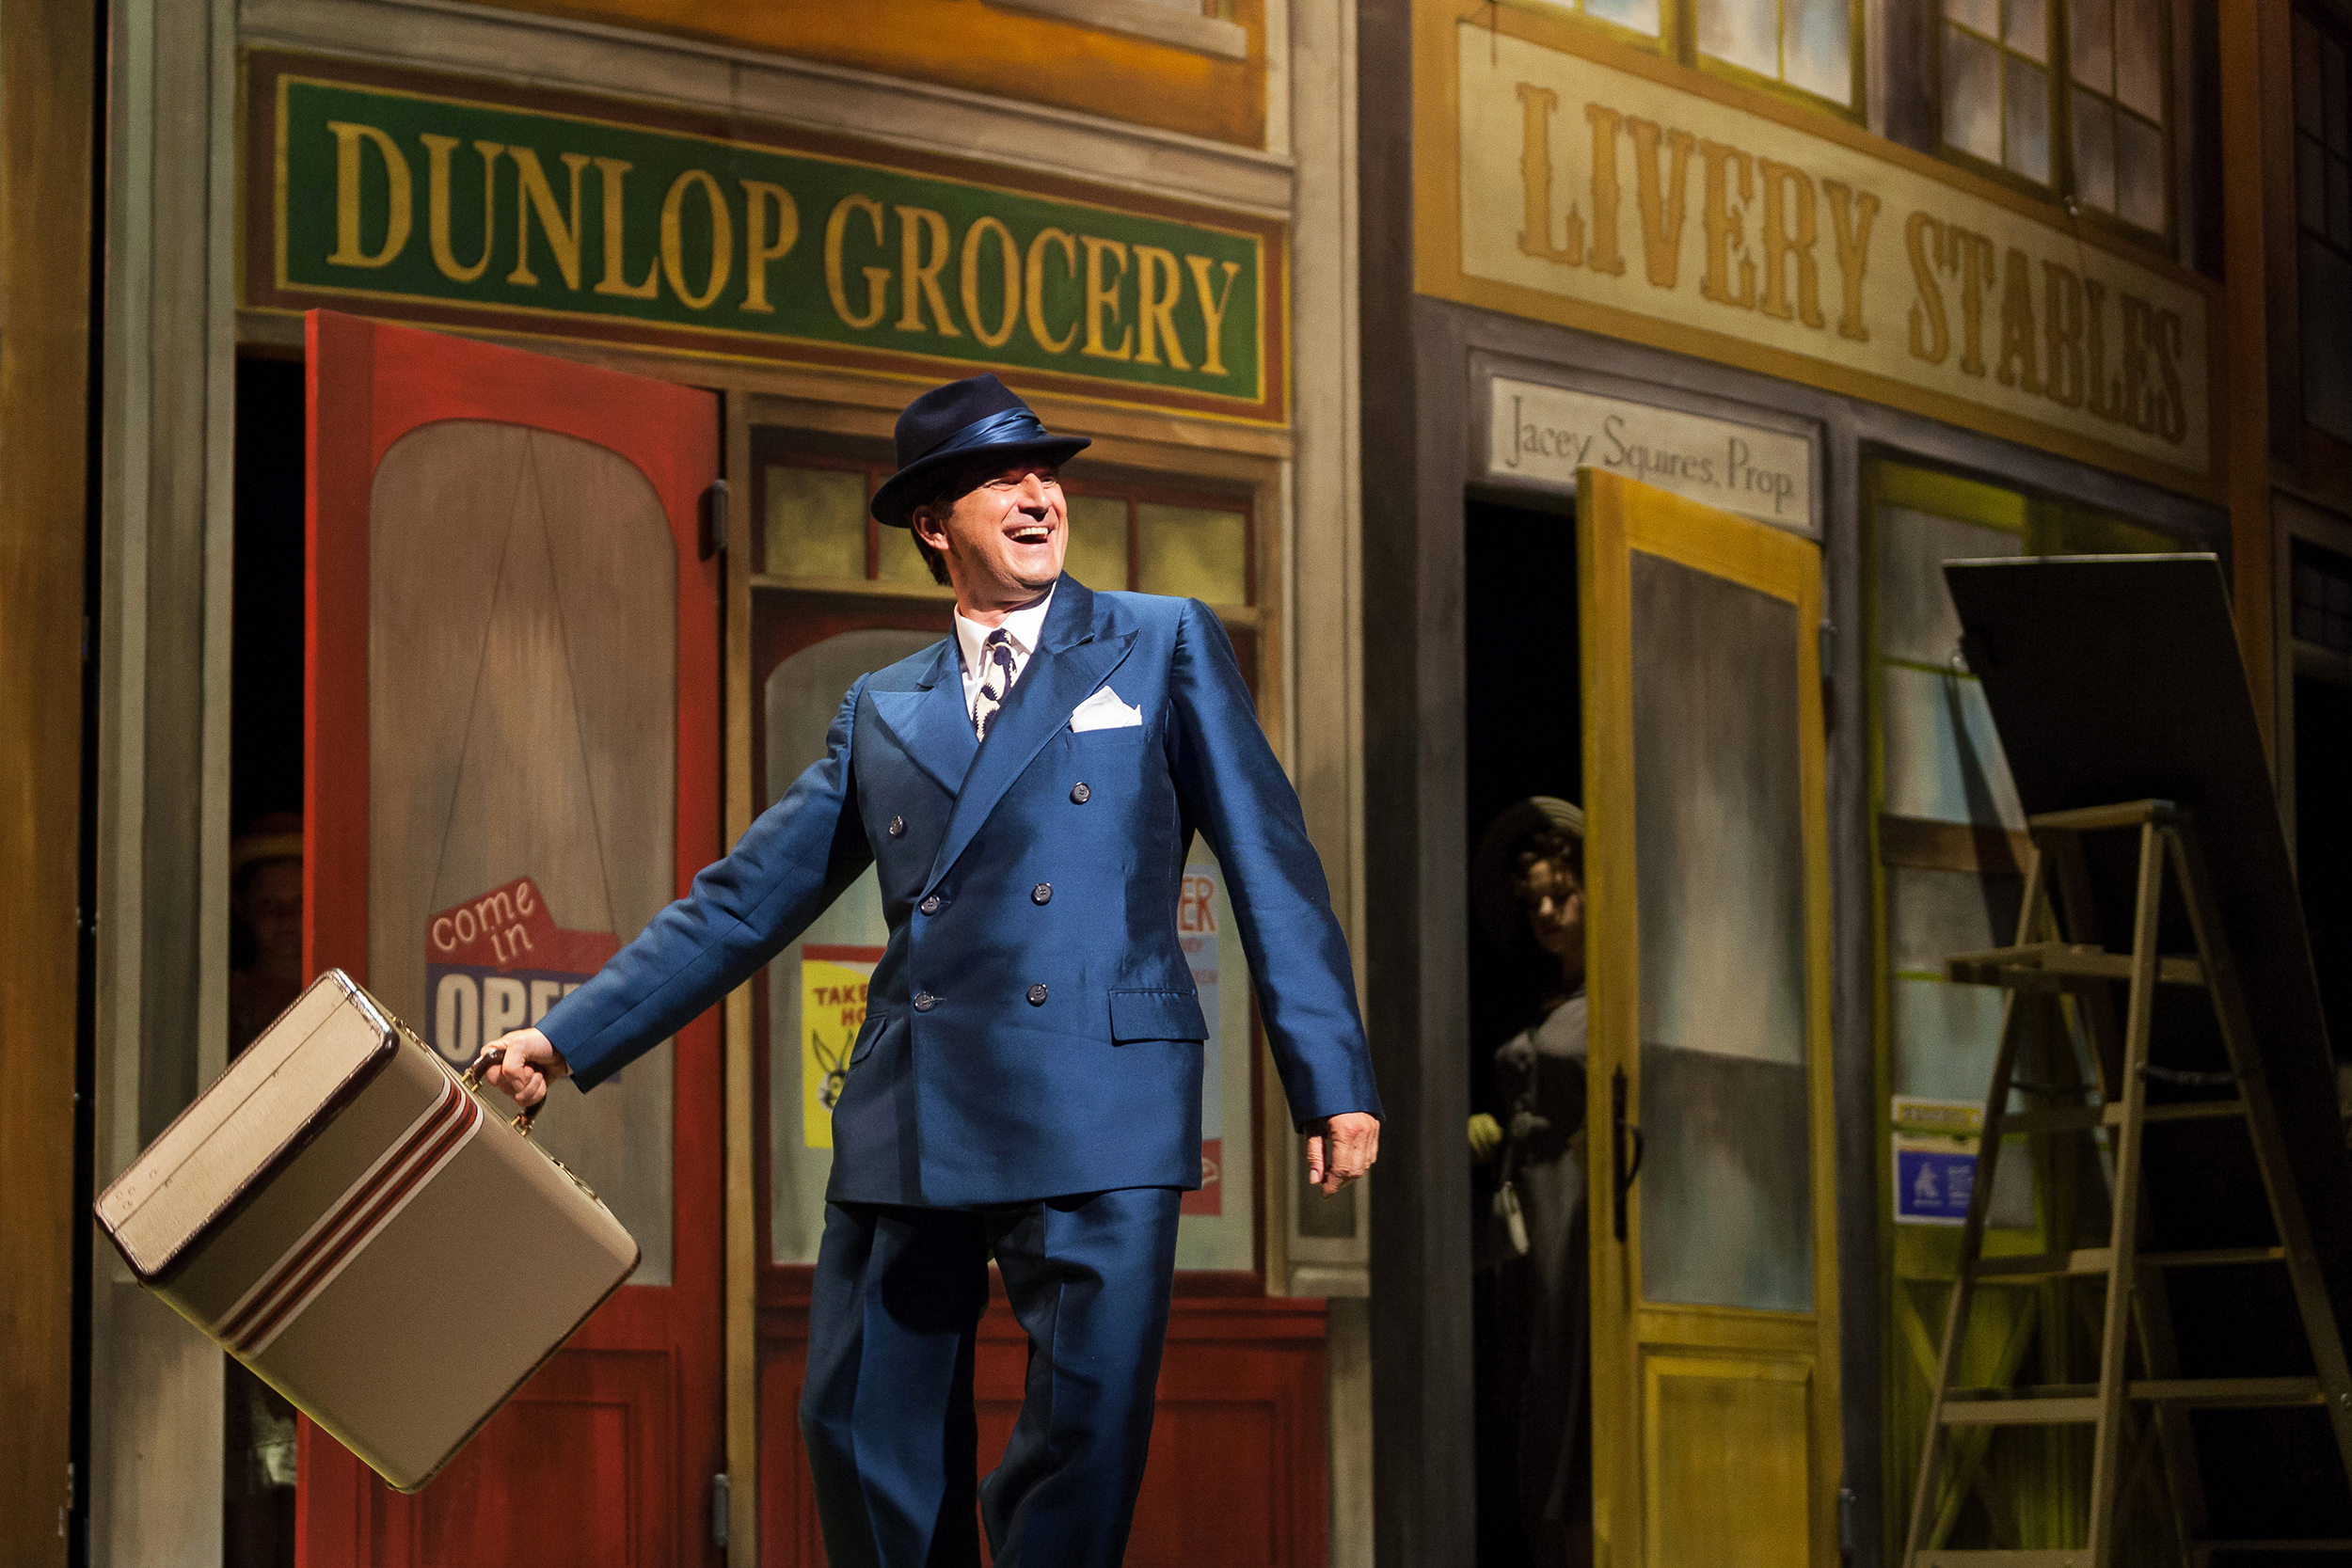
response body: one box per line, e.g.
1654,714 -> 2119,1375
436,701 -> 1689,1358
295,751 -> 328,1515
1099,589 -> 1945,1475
217,1075 -> 483,1354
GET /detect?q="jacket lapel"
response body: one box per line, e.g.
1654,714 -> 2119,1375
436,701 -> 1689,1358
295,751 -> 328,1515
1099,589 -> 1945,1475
865,641 -> 976,798
922,577 -> 1134,896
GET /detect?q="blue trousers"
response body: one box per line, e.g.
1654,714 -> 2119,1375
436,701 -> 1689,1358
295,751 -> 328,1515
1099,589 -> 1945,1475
798,1188 -> 1183,1568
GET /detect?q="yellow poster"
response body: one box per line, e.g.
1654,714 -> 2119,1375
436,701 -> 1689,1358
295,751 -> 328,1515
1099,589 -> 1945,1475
801,945 -> 882,1149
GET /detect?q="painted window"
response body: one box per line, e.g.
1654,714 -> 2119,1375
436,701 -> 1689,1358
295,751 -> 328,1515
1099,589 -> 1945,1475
1940,0 -> 2170,237
1529,0 -> 1857,112
2296,8 -> 2352,443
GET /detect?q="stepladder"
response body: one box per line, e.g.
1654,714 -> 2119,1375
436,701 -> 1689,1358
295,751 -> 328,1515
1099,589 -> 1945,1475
1901,800 -> 2352,1568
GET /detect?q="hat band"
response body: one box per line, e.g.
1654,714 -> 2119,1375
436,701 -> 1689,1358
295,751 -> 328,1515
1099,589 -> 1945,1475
917,404 -> 1055,467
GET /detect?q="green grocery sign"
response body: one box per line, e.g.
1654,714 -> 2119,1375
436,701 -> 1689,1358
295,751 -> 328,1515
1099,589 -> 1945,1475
246,55 -> 1284,421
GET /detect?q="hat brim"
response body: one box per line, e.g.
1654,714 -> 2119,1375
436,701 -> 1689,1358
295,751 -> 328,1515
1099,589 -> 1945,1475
1470,795 -> 1585,945
872,435 -> 1092,528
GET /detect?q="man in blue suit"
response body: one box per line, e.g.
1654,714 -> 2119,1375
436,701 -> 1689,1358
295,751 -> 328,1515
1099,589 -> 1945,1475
486,372 -> 1382,1566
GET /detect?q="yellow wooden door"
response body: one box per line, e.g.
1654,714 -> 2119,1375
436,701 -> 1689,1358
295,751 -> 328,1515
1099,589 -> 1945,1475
1578,469 -> 1840,1568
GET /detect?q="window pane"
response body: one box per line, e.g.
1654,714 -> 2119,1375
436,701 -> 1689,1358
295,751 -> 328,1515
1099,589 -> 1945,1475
2298,14 -> 2325,136
2115,0 -> 2164,120
2074,95 -> 2118,213
1698,0 -> 1778,78
1787,0 -> 1854,103
1947,0 -> 1998,39
1136,502 -> 1248,603
2333,154 -> 2352,248
764,466 -> 868,579
874,524 -> 934,586
2005,0 -> 2049,62
1876,505 -> 2023,667
1945,26 -> 2006,163
2301,236 -> 2352,443
1881,665 -> 2028,828
1063,493 -> 1131,591
2302,135 -> 2329,232
2117,110 -> 2167,230
2072,0 -> 2115,89
1586,0 -> 1662,37
2005,55 -> 2051,182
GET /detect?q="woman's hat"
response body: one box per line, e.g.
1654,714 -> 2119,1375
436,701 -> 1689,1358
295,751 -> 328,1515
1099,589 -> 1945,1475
1470,795 -> 1585,944
869,373 -> 1090,529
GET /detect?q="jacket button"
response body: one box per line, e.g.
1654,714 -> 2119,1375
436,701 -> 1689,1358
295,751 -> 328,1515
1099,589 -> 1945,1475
1070,783 -> 1090,804
914,991 -> 936,1012
888,816 -> 905,837
1026,983 -> 1048,1006
1031,883 -> 1052,905
920,895 -> 942,915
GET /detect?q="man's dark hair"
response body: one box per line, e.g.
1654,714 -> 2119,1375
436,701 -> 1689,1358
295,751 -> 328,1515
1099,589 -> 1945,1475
904,465 -> 983,588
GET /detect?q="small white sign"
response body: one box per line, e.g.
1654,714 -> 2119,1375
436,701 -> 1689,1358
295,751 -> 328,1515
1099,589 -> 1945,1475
1487,376 -> 1814,533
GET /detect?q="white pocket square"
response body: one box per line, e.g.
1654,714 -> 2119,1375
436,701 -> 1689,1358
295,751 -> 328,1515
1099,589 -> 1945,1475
1069,686 -> 1144,732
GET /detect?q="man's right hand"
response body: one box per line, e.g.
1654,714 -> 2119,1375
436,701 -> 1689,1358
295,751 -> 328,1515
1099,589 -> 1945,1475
482,1027 -> 571,1110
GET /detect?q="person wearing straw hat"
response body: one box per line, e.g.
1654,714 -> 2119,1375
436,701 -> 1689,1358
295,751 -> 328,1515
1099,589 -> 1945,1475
483,372 -> 1382,1567
1470,796 -> 1594,1568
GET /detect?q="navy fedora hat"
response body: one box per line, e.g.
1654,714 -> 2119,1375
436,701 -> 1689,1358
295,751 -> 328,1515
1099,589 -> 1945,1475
869,373 -> 1089,529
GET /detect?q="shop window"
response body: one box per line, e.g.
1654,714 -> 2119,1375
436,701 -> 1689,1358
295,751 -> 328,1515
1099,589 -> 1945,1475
2296,8 -> 2352,444
1940,0 -> 2170,237
2293,534 -> 2352,655
1527,0 -> 1857,113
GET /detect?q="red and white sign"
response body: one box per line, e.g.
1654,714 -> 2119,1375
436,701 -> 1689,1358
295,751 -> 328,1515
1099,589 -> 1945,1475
423,876 -> 617,1066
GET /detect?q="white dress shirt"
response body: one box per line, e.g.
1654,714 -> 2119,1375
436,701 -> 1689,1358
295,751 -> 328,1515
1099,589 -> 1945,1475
953,582 -> 1056,724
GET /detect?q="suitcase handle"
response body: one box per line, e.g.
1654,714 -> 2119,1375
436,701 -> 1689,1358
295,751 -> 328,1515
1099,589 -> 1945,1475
461,1048 -> 546,1138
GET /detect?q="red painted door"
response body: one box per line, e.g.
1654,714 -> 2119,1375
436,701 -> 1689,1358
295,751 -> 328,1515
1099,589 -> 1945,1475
297,310 -> 723,1568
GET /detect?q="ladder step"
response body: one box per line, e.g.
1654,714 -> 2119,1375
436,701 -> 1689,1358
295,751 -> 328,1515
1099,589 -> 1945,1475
1938,1377 -> 2320,1424
1998,1099 -> 2246,1135
1973,1248 -> 2110,1280
1916,1554 -> 2088,1566
1946,942 -> 2204,990
1941,1394 -> 2101,1425
2191,1542 -> 2352,1553
2130,1376 -> 2322,1407
2140,1245 -> 2286,1269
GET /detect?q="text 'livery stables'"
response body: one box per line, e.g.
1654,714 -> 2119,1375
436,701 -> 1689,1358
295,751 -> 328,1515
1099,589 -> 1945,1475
1437,25 -> 2217,491
245,55 -> 1286,423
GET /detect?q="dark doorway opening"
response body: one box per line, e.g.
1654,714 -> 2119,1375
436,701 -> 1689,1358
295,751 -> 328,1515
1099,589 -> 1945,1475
1464,495 -> 1587,1568
226,352 -> 305,1568
2290,536 -> 2352,1063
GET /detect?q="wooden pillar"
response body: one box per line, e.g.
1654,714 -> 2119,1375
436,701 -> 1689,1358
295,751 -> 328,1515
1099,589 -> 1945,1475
0,0 -> 98,1560
2217,0 -> 2299,752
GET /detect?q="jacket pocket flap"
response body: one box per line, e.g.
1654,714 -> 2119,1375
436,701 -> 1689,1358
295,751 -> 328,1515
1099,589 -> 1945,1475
1108,989 -> 1208,1042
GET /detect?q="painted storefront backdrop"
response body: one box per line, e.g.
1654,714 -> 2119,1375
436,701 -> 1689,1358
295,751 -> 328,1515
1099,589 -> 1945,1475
1425,13 -> 2216,493
245,54 -> 1285,424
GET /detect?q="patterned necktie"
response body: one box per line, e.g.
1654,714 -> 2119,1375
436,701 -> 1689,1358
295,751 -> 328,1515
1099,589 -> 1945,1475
971,628 -> 1017,740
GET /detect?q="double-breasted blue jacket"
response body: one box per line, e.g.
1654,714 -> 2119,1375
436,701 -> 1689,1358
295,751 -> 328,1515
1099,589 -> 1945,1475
539,577 -> 1382,1207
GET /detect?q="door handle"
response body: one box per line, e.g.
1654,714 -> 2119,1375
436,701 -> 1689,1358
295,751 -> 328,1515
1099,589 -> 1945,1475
1611,1064 -> 1644,1243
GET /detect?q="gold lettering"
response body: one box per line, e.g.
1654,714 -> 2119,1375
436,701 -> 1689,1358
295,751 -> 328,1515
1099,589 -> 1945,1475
896,206 -> 960,336
1994,246 -> 2042,393
1081,235 -> 1133,360
326,120 -> 411,269
1515,84 -> 1583,264
2085,278 -> 2121,420
1133,245 -> 1191,370
1905,213 -> 1948,365
1756,158 -> 1823,326
1957,228 -> 1996,377
960,215 -> 1021,349
1698,140 -> 1754,309
506,148 -> 590,289
2153,308 -> 2186,443
1584,103 -> 1627,277
1627,117 -> 1693,289
421,134 -> 499,283
825,194 -> 890,330
1025,228 -> 1079,353
591,158 -> 659,299
1824,179 -> 1878,342
660,169 -> 733,310
1184,254 -> 1242,377
2041,260 -> 2084,407
2121,293 -> 2154,431
739,180 -> 797,312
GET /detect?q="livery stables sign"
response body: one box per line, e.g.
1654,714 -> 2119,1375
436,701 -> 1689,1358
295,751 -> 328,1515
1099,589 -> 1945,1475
1438,24 -> 2215,488
1487,375 -> 1813,533
244,54 -> 1284,423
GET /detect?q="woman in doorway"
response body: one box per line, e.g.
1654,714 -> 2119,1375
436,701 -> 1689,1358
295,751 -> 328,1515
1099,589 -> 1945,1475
1470,796 -> 1592,1568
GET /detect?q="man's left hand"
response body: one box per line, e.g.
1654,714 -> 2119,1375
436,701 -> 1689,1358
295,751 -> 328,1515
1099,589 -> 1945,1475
1304,1112 -> 1380,1197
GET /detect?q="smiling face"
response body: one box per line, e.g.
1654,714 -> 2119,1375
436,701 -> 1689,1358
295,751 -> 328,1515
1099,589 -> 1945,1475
909,460 -> 1068,619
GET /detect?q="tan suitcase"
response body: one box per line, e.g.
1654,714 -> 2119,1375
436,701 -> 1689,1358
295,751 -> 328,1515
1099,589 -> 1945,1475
95,969 -> 637,1492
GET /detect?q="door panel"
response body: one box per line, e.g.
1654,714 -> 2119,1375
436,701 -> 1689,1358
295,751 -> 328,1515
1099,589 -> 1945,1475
1579,470 -> 1838,1568
301,310 -> 722,1567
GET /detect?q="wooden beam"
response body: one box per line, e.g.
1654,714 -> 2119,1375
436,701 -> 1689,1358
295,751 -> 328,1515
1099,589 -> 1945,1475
0,0 -> 96,1560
